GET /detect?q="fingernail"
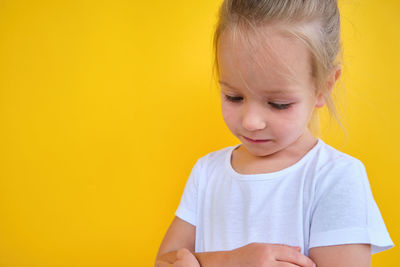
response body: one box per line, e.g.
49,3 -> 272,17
313,264 -> 316,267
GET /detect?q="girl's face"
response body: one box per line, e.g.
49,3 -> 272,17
218,26 -> 325,158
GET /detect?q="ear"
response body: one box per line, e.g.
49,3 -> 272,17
328,66 -> 342,94
315,67 -> 342,108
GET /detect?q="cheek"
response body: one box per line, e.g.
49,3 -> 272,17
272,118 -> 294,133
271,110 -> 305,132
221,103 -> 236,126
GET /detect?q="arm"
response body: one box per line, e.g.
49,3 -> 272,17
158,244 -> 314,267
155,216 -> 196,263
155,217 -> 314,267
308,244 -> 371,267
155,216 -> 229,266
157,250 -> 229,267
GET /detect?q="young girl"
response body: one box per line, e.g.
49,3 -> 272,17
155,0 -> 394,266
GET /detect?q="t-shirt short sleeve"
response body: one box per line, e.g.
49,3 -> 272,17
309,158 -> 394,254
174,158 -> 203,227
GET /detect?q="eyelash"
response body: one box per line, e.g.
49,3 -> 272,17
224,95 -> 292,110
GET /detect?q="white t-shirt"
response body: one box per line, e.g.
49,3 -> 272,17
175,138 -> 394,256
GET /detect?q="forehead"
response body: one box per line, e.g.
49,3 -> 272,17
217,25 -> 314,95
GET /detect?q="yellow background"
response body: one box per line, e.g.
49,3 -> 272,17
0,0 -> 398,266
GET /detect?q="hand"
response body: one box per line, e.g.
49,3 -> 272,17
155,248 -> 200,267
226,242 -> 316,267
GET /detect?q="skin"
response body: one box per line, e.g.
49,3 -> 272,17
156,248 -> 200,267
217,25 -> 326,172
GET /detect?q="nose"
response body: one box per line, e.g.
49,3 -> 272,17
241,103 -> 267,132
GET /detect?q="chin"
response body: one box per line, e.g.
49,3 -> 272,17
243,144 -> 279,157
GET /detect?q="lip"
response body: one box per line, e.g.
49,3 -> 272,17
243,136 -> 271,143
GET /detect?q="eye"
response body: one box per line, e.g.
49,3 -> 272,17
224,95 -> 243,102
225,95 -> 292,110
269,102 -> 292,110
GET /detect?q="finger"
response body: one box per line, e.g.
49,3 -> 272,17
278,244 -> 301,250
155,260 -> 172,267
175,248 -> 200,267
274,246 -> 315,267
176,248 -> 190,259
276,262 -> 304,267
276,258 -> 315,267
291,246 -> 301,252
281,244 -> 301,252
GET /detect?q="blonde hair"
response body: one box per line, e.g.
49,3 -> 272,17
212,0 -> 346,138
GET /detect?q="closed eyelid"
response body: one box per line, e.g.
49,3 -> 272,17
223,93 -> 297,103
223,94 -> 293,110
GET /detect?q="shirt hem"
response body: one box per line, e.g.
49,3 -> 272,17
309,227 -> 395,255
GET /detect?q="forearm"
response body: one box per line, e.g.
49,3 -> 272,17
157,250 -> 178,264
157,249 -> 230,266
194,250 -> 230,267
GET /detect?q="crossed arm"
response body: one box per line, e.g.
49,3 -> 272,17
155,216 -> 371,267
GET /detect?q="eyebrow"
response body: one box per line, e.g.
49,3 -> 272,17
218,80 -> 297,95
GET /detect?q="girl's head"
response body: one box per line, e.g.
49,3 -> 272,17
213,0 -> 343,156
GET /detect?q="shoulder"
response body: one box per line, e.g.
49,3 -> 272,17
187,144 -> 236,185
194,144 -> 236,171
308,141 -> 395,256
311,140 -> 371,202
316,139 -> 365,169
314,140 -> 367,182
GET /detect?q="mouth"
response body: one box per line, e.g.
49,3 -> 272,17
243,136 -> 271,143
